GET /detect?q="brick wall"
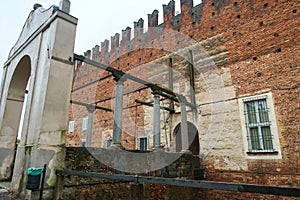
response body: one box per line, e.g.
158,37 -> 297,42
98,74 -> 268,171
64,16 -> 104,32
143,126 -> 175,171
60,147 -> 195,200
67,0 -> 300,199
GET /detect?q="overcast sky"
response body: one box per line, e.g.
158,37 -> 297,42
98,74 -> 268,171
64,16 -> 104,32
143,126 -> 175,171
0,0 -> 202,84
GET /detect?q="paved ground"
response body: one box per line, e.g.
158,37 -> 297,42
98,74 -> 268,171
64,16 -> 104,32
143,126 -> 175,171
0,188 -> 19,200
0,182 -> 20,200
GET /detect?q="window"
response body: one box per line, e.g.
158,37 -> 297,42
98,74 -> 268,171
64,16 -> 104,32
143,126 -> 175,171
138,136 -> 148,151
82,117 -> 88,131
81,139 -> 86,147
69,121 -> 75,132
106,138 -> 112,148
244,99 -> 273,152
238,92 -> 282,159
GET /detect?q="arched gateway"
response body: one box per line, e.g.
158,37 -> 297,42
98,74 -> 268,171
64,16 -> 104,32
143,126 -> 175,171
0,1 -> 77,198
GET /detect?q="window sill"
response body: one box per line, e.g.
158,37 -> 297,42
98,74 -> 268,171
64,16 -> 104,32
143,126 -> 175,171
247,150 -> 278,155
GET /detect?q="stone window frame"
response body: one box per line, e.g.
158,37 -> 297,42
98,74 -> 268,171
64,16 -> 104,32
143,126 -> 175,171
138,136 -> 148,151
238,92 -> 282,159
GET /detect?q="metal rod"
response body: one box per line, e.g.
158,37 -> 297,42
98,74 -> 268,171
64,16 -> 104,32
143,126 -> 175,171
56,169 -> 300,197
135,99 -> 175,113
74,54 -> 199,109
93,85 -> 149,104
73,54 -> 178,99
39,164 -> 47,200
154,90 -> 179,103
57,170 -> 135,182
72,74 -> 113,92
70,100 -> 113,112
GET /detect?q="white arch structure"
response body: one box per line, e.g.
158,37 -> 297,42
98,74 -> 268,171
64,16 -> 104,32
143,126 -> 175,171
0,2 -> 77,198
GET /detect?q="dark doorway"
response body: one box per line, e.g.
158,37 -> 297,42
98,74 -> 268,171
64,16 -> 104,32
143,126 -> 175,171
174,122 -> 199,155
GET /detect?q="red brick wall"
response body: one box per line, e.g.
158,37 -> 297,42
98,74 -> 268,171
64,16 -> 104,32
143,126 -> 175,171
61,147 -> 194,200
67,0 -> 300,198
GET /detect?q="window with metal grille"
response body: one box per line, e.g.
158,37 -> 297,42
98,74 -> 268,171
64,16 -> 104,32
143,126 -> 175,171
138,137 -> 148,151
244,99 -> 274,152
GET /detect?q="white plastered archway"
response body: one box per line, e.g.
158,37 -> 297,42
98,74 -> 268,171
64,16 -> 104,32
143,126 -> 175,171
0,3 -> 77,198
0,55 -> 31,181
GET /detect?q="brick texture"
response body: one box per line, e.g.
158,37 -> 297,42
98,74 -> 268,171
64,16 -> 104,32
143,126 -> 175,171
67,0 -> 300,199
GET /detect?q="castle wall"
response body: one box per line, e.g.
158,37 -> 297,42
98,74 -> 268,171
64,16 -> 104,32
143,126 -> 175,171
68,0 -> 300,198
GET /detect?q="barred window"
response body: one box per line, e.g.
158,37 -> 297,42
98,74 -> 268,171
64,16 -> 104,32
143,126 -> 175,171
138,137 -> 148,151
244,99 -> 274,152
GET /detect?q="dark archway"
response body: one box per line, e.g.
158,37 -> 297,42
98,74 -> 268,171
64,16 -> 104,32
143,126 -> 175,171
174,122 -> 199,155
0,56 -> 31,180
174,122 -> 202,179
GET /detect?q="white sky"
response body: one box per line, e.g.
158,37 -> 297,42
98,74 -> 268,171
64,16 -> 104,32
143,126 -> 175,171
0,0 -> 202,84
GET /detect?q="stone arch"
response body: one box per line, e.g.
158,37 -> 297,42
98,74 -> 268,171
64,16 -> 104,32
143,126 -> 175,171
0,56 -> 31,180
0,3 -> 77,198
174,121 -> 199,155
